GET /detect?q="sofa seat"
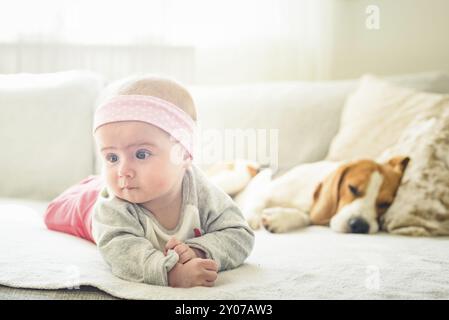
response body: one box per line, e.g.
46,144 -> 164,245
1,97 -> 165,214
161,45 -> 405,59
1,197 -> 449,300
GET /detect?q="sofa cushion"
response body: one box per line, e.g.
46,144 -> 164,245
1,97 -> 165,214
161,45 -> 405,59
0,71 -> 103,201
378,106 -> 449,236
326,74 -> 449,161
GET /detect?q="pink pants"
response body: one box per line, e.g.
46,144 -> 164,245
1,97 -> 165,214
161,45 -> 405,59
44,175 -> 104,243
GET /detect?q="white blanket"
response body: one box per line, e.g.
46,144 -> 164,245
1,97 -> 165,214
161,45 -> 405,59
1,200 -> 449,300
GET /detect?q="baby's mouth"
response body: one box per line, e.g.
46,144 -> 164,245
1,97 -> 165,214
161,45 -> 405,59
121,186 -> 138,194
119,180 -> 137,190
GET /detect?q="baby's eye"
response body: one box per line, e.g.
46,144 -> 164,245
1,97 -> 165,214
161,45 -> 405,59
136,149 -> 152,160
105,153 -> 119,163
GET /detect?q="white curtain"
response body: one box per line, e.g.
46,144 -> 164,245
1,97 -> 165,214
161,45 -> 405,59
0,0 -> 335,84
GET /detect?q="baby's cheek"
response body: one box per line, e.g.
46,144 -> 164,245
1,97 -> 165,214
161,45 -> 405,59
103,171 -> 119,193
157,169 -> 179,191
105,171 -> 117,186
154,175 -> 171,191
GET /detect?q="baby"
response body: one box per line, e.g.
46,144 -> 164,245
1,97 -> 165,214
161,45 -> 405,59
45,75 -> 255,288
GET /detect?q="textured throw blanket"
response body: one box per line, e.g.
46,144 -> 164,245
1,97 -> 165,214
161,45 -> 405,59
1,201 -> 449,299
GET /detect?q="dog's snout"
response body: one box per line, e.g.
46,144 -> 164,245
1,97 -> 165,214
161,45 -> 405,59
348,217 -> 369,234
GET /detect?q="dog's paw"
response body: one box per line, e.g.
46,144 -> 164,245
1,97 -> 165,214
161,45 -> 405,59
389,226 -> 431,237
261,210 -> 290,233
261,207 -> 310,233
247,214 -> 261,230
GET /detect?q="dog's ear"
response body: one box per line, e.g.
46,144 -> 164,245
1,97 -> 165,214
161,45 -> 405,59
310,163 -> 351,225
245,162 -> 261,178
386,156 -> 410,174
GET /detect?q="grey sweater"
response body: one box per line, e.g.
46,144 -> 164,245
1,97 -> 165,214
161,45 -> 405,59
91,164 -> 255,286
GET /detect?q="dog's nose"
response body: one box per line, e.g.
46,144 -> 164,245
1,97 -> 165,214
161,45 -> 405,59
348,218 -> 369,234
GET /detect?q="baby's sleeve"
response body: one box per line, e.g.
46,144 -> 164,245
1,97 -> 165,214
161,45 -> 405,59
185,204 -> 255,272
92,195 -> 179,286
184,169 -> 255,271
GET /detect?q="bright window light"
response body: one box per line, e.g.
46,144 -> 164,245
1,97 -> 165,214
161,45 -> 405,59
0,0 -> 292,47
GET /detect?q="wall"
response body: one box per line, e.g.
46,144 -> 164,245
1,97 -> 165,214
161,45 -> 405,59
0,43 -> 195,84
0,0 -> 447,84
329,0 -> 449,79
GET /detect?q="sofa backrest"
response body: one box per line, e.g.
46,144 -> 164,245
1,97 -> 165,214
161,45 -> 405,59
189,71 -> 449,174
0,71 -> 103,201
189,81 -> 354,173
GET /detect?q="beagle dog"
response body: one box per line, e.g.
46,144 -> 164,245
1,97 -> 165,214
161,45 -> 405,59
243,156 -> 410,234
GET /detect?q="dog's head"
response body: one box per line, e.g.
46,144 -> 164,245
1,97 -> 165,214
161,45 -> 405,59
310,156 -> 410,234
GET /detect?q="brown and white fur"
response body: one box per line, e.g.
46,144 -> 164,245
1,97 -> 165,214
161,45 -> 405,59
239,156 -> 410,234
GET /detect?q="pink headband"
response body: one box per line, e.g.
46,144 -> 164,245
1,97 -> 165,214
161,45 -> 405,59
93,95 -> 196,158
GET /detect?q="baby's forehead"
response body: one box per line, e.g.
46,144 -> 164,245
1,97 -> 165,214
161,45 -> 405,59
94,121 -> 171,149
96,120 -> 169,137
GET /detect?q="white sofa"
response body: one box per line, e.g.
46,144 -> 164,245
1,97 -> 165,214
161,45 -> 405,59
1,70 -> 449,300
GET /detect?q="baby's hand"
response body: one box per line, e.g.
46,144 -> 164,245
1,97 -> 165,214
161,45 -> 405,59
164,237 -> 205,264
168,258 -> 218,288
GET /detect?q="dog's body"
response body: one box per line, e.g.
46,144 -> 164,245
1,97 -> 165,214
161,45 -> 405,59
239,156 -> 410,234
237,161 -> 339,232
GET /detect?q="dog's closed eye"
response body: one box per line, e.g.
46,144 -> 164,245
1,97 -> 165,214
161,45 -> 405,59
348,184 -> 362,197
377,202 -> 391,210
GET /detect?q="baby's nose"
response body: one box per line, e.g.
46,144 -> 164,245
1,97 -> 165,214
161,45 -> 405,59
118,162 -> 135,178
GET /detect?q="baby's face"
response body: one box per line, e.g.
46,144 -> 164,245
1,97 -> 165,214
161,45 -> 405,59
95,121 -> 189,204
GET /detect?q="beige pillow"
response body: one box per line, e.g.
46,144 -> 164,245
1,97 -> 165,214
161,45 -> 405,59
326,75 -> 449,161
377,106 -> 449,236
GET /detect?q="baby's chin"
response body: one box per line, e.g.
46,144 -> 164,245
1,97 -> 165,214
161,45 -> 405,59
113,188 -> 151,204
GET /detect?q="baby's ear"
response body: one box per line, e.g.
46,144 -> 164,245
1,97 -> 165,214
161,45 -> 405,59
182,149 -> 193,168
169,143 -> 190,166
